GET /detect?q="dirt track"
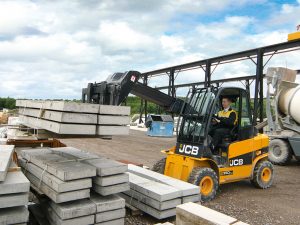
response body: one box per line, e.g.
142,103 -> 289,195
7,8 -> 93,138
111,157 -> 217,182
62,129 -> 300,225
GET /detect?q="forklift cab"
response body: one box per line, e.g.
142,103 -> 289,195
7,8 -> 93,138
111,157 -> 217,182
175,86 -> 255,165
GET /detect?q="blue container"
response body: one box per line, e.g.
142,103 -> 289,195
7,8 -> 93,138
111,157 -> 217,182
146,115 -> 174,137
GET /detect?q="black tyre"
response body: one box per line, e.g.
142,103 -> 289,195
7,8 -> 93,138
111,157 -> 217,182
188,167 -> 218,202
268,139 -> 292,165
251,160 -> 274,189
152,158 -> 166,174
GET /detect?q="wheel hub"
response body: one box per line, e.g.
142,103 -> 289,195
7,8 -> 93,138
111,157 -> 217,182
200,176 -> 213,196
273,145 -> 282,157
261,167 -> 271,183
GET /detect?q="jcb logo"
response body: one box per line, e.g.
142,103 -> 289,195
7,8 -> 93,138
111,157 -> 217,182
229,159 -> 243,166
178,144 -> 199,156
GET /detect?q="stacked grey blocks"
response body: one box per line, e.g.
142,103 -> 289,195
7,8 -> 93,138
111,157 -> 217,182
38,193 -> 125,225
0,145 -> 30,225
19,147 -> 128,225
52,147 -> 130,196
119,164 -> 200,219
16,99 -> 130,136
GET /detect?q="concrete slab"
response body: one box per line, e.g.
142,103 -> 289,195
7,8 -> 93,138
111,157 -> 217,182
0,145 -> 14,181
19,158 -> 92,192
0,206 -> 29,224
119,193 -> 176,219
19,108 -> 97,124
24,171 -> 90,203
181,194 -> 201,204
84,158 -> 127,177
0,192 -> 28,209
176,202 -> 238,225
95,218 -> 124,225
98,115 -> 130,125
16,100 -> 100,114
93,173 -> 129,186
90,192 -> 125,212
46,204 -> 95,225
93,182 -> 130,196
97,126 -> 129,136
23,152 -> 96,181
19,115 -> 96,135
99,105 -> 130,116
128,164 -> 199,196
0,170 -> 30,195
49,199 -> 96,220
20,148 -> 53,161
124,189 -> 181,210
128,173 -> 181,202
52,147 -> 100,160
95,208 -> 125,223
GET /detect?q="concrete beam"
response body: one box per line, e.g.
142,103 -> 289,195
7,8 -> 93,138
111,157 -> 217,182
128,164 -> 199,196
0,145 -> 14,181
49,199 -> 96,220
95,218 -> 124,225
119,193 -> 176,219
95,208 -> 125,223
93,182 -> 130,196
176,202 -> 241,225
124,189 -> 181,210
0,170 -> 30,195
16,100 -> 99,114
99,105 -> 130,116
24,172 -> 90,203
93,173 -> 129,186
19,115 -> 96,135
0,206 -> 29,224
19,158 -> 92,192
98,115 -> 130,125
19,108 -> 97,124
90,192 -> 125,212
46,204 -> 94,225
128,173 -> 181,202
0,192 -> 28,208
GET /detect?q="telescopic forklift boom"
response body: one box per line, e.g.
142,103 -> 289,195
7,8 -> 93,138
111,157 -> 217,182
82,70 -> 184,114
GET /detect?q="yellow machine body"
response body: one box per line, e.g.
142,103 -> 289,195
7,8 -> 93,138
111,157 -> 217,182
163,133 -> 269,185
288,31 -> 300,41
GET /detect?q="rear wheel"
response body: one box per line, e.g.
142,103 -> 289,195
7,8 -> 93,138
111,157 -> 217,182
188,167 -> 218,202
268,139 -> 292,165
251,160 -> 274,189
152,158 -> 166,174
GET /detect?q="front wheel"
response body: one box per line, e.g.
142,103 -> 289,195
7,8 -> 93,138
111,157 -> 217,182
152,158 -> 166,174
251,160 -> 274,189
188,167 -> 219,202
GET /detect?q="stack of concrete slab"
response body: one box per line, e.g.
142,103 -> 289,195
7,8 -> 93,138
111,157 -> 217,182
41,192 -> 126,225
0,145 -> 30,225
118,165 -> 200,219
19,148 -> 95,203
52,147 -> 130,196
16,99 -> 130,136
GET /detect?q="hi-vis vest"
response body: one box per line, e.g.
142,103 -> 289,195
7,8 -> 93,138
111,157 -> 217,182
217,108 -> 238,125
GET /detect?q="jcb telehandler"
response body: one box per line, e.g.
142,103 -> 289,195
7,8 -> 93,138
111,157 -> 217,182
82,70 -> 274,201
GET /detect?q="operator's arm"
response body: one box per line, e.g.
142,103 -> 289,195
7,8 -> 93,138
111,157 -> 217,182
219,112 -> 236,127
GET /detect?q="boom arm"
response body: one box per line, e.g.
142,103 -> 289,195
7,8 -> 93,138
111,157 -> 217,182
82,70 -> 184,114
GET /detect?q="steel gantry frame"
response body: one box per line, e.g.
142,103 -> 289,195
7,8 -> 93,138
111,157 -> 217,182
138,39 -> 300,123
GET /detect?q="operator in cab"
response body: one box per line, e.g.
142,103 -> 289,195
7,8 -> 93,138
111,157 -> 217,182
209,97 -> 237,154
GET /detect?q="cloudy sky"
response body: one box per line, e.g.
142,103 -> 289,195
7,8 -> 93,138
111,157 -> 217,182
0,0 -> 299,99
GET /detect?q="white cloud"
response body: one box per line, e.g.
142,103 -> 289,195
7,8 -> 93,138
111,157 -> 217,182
0,0 -> 299,99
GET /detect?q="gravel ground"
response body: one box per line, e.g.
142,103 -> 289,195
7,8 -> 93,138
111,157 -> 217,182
62,129 -> 300,225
